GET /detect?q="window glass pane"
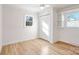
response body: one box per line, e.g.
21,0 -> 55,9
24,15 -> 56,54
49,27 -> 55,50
65,12 -> 79,21
64,11 -> 79,27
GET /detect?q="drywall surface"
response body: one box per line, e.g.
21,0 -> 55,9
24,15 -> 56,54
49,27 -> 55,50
53,8 -> 60,42
58,5 -> 79,46
0,5 -> 2,45
60,28 -> 79,46
2,5 -> 38,45
0,5 -> 2,53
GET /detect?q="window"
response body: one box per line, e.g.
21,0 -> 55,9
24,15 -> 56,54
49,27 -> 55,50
62,9 -> 79,28
25,16 -> 33,26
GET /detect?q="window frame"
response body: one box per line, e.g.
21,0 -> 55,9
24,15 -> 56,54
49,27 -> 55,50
61,8 -> 79,28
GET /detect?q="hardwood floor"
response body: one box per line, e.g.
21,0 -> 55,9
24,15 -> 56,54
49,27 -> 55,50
0,45 -> 2,53
53,41 -> 79,55
1,39 -> 79,55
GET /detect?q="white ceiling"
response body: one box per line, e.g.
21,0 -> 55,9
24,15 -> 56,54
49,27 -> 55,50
14,4 -> 72,13
16,4 -> 41,13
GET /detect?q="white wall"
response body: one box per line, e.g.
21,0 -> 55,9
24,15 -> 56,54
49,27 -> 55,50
0,5 -> 2,45
38,5 -> 79,46
57,5 -> 79,46
2,5 -> 38,45
2,4 -> 79,46
60,28 -> 79,46
0,5 -> 2,53
53,8 -> 60,42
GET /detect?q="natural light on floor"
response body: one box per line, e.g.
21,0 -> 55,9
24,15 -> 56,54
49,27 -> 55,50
41,46 -> 49,55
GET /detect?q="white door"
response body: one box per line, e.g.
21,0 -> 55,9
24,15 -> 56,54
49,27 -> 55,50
39,14 -> 51,41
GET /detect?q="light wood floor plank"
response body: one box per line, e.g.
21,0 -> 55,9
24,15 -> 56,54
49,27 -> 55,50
1,39 -> 79,55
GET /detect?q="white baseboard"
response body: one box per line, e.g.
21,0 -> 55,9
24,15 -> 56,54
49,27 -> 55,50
2,37 -> 37,46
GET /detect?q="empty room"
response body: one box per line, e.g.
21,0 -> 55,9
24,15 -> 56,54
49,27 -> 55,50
0,4 -> 79,55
